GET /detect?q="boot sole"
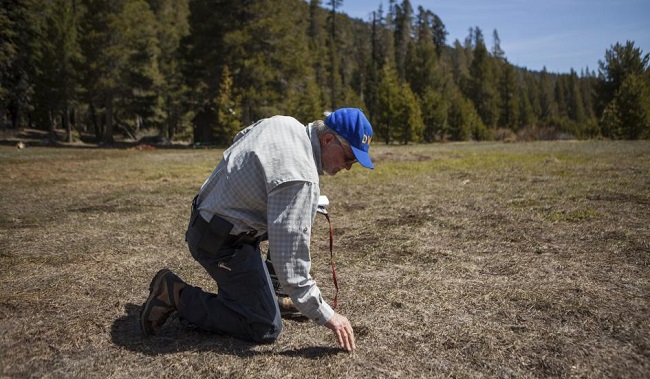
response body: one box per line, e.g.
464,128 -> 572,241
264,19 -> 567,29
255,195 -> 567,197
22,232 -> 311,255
140,268 -> 172,336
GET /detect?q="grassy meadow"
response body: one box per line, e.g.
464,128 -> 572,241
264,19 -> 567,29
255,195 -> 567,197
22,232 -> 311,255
1,141 -> 648,378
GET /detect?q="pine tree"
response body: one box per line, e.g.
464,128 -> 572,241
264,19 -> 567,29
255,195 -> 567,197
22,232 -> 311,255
58,1 -> 82,142
271,0 -> 322,120
518,84 -> 535,130
348,19 -> 371,104
525,72 -> 542,122
420,87 -> 447,141
498,60 -> 519,130
308,0 -> 328,109
326,0 -> 344,109
381,2 -> 396,69
451,39 -> 469,88
491,29 -> 505,60
148,0 -> 191,141
376,63 -> 400,143
600,73 -> 649,139
394,0 -> 413,81
567,69 -> 586,124
115,0 -> 163,138
363,7 -> 385,123
191,0 -> 318,135
539,67 -> 558,123
429,11 -> 447,56
447,92 -> 470,141
597,41 -> 649,112
554,75 -> 568,119
580,67 -> 597,121
1,0 -> 40,129
180,0 -> 237,142
79,0 -> 162,144
32,0 -> 82,142
447,86 -> 487,141
396,81 -> 423,144
79,0 -> 114,142
213,66 -> 241,144
467,27 -> 499,128
597,41 -> 650,139
406,6 -> 441,97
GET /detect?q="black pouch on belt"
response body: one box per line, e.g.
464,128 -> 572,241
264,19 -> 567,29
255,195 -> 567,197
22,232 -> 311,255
186,208 -> 234,256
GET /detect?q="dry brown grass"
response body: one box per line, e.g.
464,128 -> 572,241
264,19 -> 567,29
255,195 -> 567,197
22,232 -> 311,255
1,141 -> 648,378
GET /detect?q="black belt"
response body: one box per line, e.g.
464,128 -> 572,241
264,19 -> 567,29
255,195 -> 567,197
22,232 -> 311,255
188,195 -> 258,251
193,211 -> 258,247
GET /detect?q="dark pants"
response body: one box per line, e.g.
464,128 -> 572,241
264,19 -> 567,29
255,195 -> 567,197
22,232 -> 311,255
179,210 -> 282,343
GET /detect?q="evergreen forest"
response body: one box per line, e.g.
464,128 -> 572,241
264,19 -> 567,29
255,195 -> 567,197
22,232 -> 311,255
1,0 -> 649,145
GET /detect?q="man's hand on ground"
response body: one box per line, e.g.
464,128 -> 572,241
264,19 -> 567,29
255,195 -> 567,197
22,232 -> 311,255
324,312 -> 356,352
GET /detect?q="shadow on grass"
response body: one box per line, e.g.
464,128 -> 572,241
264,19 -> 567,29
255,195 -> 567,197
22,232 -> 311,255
111,303 -> 342,359
278,346 -> 342,358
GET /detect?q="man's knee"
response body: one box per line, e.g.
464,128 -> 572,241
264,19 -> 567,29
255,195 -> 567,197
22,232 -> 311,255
250,320 -> 283,343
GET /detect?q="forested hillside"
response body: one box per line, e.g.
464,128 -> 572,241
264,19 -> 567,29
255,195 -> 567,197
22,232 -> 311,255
1,0 -> 648,145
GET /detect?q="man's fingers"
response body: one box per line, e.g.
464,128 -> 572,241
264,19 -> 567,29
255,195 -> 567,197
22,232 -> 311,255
336,326 -> 355,351
347,327 -> 356,351
336,329 -> 345,349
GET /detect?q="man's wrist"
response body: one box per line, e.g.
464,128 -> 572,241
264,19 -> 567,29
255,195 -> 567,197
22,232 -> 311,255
307,301 -> 334,326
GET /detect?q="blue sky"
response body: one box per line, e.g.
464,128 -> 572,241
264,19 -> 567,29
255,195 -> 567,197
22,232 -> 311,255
339,0 -> 650,74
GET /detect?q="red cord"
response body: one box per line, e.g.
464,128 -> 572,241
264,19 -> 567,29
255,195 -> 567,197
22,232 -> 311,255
324,212 -> 338,309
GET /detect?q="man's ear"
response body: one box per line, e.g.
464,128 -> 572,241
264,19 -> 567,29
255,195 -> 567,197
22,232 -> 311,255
320,132 -> 337,146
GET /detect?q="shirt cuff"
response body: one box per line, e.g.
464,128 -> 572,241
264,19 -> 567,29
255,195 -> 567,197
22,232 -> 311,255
303,299 -> 335,326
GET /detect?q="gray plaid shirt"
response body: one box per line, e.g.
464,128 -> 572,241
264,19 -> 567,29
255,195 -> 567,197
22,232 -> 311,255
196,116 -> 334,325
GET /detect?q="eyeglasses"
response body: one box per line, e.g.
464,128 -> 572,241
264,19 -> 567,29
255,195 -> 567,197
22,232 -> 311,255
344,154 -> 357,166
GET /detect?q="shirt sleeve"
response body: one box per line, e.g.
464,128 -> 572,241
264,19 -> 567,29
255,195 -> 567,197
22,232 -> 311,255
267,180 -> 334,325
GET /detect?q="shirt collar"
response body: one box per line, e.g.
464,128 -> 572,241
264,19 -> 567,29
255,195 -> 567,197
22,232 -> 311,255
307,123 -> 324,175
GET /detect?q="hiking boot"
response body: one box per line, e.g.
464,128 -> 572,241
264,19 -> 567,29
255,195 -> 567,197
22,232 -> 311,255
266,258 -> 304,318
140,268 -> 187,336
278,295 -> 303,318
266,258 -> 288,296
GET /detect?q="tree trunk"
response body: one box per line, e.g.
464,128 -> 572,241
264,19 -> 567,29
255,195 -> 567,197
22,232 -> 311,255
48,111 -> 57,144
90,103 -> 101,141
10,103 -> 21,129
64,103 -> 72,143
103,95 -> 114,144
168,108 -> 175,141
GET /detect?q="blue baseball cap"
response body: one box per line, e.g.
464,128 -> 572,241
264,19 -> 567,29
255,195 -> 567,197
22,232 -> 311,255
324,108 -> 374,169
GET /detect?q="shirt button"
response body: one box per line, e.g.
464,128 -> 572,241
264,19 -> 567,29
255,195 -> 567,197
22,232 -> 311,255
303,227 -> 308,233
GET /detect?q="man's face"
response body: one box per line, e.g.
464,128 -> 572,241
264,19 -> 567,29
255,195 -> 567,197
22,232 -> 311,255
320,133 -> 357,176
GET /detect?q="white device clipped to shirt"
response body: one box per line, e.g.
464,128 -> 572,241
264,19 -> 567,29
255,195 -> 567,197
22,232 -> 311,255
317,195 -> 329,215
